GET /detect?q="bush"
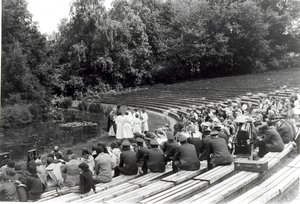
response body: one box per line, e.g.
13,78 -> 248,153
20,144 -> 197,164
58,98 -> 72,109
78,101 -> 88,111
88,103 -> 104,113
1,104 -> 33,128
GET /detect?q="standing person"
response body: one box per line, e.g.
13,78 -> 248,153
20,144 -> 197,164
78,162 -> 96,197
114,140 -> 138,177
123,111 -> 134,139
141,109 -> 149,134
108,106 -> 117,137
174,134 -> 200,171
115,112 -> 124,140
145,140 -> 166,173
132,114 -> 142,134
93,146 -> 112,184
161,131 -> 180,172
61,154 -> 81,187
51,146 -> 63,160
208,131 -> 233,167
26,162 -> 45,201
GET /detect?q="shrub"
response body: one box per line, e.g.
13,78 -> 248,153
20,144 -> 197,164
88,103 -> 104,113
1,104 -> 33,128
58,98 -> 72,109
78,101 -> 88,111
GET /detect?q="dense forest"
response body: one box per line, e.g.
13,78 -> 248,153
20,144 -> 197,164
1,0 -> 300,128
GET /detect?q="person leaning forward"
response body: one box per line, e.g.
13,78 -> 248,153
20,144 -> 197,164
114,140 -> 138,177
174,134 -> 200,171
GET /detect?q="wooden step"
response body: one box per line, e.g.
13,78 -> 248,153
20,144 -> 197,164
193,164 -> 234,184
184,171 -> 260,203
161,162 -> 207,184
105,181 -> 174,203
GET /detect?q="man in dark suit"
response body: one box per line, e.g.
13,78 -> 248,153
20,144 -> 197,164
208,130 -> 233,167
272,117 -> 294,144
135,137 -> 148,175
214,124 -> 228,144
145,139 -> 165,173
258,123 -> 284,158
174,134 -> 200,171
114,140 -> 138,177
161,131 -> 180,172
199,128 -> 213,170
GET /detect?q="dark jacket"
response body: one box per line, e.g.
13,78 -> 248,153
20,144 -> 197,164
26,173 -> 44,200
161,140 -> 180,158
119,150 -> 138,175
136,146 -> 148,167
218,132 -> 228,144
146,148 -> 165,172
262,127 -> 285,152
187,137 -> 202,156
276,120 -> 294,144
175,143 -> 200,171
199,136 -> 211,161
209,137 -> 233,165
79,170 -> 95,194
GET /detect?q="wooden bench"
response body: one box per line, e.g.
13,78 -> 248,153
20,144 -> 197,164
105,181 -> 175,203
184,171 -> 260,204
39,174 -> 138,202
140,164 -> 234,204
231,155 -> 300,204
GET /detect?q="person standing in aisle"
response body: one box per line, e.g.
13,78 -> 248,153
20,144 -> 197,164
141,109 -> 149,134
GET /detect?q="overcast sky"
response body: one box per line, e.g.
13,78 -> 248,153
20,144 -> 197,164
27,0 -> 113,34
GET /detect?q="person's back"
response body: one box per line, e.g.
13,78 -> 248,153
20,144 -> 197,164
209,137 -> 233,165
94,151 -> 112,183
162,140 -> 179,158
265,127 -> 285,152
26,163 -> 44,201
276,120 -> 294,144
120,149 -> 138,175
147,146 -> 165,173
78,163 -> 96,195
63,155 -> 81,187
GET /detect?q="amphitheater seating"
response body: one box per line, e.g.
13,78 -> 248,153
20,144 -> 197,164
231,155 -> 300,204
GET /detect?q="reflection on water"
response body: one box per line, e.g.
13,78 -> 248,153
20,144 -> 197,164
0,109 -> 105,161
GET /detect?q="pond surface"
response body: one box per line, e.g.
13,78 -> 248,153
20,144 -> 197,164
0,109 -> 106,161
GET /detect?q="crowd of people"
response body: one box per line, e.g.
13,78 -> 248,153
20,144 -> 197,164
107,106 -> 149,139
1,88 -> 299,202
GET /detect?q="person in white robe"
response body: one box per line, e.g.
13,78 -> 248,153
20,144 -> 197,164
115,112 -> 124,140
141,109 -> 149,133
123,111 -> 134,139
132,113 -> 142,134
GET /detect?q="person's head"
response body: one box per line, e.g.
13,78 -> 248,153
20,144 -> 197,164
125,111 -> 129,115
117,111 -> 122,116
78,162 -> 90,172
122,140 -> 131,151
210,130 -> 219,138
27,161 -> 37,174
66,149 -> 73,155
82,149 -> 90,159
54,146 -> 59,152
166,131 -> 175,141
46,157 -> 54,165
55,152 -> 63,160
136,137 -> 144,146
47,153 -> 55,159
95,146 -> 104,154
135,114 -> 139,118
110,141 -> 119,149
178,134 -> 187,144
150,139 -> 159,148
7,161 -> 15,169
15,164 -> 22,172
97,143 -> 108,153
70,154 -> 78,160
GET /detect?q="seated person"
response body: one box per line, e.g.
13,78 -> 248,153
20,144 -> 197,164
174,134 -> 200,171
257,122 -> 284,158
61,154 -> 81,187
93,146 -> 112,183
78,163 -> 96,197
161,131 -> 180,172
26,162 -> 45,201
114,140 -> 138,177
208,130 -> 233,167
135,137 -> 148,175
145,139 -> 165,173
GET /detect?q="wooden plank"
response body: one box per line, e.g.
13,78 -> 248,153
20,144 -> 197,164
230,186 -> 266,204
267,157 -> 280,169
139,180 -> 200,204
185,172 -> 259,203
287,155 -> 300,168
234,160 -> 268,173
272,143 -> 293,159
154,181 -> 207,204
194,165 -> 234,184
161,162 -> 207,184
106,181 -> 174,203
78,183 -> 140,203
128,168 -> 172,186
